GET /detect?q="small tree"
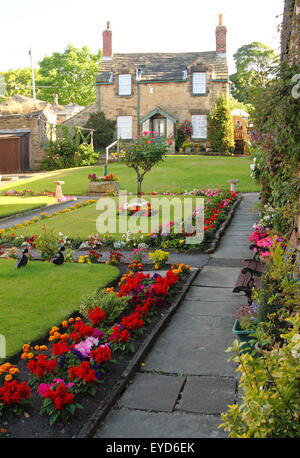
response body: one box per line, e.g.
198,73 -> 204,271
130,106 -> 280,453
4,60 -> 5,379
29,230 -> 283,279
119,132 -> 169,197
85,112 -> 116,150
208,96 -> 235,154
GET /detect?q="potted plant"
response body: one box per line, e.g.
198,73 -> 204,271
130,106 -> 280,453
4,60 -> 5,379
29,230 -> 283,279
233,302 -> 260,352
182,141 -> 193,153
87,173 -> 120,195
148,250 -> 169,269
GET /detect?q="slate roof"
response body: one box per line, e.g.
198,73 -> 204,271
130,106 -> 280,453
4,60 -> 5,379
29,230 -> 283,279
97,52 -> 228,83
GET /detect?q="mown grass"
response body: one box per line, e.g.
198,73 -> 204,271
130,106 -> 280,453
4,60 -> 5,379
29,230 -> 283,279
0,259 -> 119,360
8,195 -> 202,239
0,156 -> 259,196
0,196 -> 57,219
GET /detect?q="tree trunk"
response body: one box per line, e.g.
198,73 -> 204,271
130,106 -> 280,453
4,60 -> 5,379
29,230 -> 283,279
137,175 -> 143,199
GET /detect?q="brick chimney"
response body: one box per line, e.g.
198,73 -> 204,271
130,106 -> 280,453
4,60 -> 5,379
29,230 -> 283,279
216,14 -> 227,56
102,21 -> 112,60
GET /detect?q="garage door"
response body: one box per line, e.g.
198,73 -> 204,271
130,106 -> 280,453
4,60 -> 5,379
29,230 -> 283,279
0,134 -> 29,173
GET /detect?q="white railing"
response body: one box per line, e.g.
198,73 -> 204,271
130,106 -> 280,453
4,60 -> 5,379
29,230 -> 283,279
105,140 -> 119,166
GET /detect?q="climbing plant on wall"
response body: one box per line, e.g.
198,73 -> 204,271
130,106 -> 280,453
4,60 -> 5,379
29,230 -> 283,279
250,61 -> 300,234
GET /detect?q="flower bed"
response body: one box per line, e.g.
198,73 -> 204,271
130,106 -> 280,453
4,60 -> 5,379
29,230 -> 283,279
0,263 -> 192,437
0,190 -> 239,253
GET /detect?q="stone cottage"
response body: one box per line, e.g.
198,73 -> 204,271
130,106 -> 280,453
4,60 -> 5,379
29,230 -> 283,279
0,95 -> 84,173
64,16 -> 230,149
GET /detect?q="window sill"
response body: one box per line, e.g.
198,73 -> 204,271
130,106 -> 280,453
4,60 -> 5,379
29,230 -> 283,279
191,92 -> 209,96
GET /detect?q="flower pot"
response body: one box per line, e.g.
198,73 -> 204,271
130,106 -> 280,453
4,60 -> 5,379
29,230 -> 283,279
232,319 -> 256,353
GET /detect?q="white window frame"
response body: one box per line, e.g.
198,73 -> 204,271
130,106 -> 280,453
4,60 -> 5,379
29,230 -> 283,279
117,116 -> 132,139
192,72 -> 206,94
192,115 -> 207,139
118,74 -> 132,95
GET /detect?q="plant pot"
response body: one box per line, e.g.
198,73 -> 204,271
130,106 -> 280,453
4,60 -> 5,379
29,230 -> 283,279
232,319 -> 256,353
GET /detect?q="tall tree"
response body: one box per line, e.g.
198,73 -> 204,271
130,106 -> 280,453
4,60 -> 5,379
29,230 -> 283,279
0,68 -> 40,99
230,42 -> 279,103
38,45 -> 101,106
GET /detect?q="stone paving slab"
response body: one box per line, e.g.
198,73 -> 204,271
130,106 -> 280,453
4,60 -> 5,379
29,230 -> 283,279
184,286 -> 244,301
192,267 -> 241,288
117,373 -> 185,412
95,408 -> 226,438
176,300 -> 243,317
143,329 -> 236,376
177,376 -> 236,415
156,313 -> 234,336
212,244 -> 252,259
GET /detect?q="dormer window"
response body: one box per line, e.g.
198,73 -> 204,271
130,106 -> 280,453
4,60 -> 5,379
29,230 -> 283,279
192,72 -> 206,94
118,74 -> 132,95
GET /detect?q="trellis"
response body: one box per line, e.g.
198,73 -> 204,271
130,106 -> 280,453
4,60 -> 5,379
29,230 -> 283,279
49,124 -> 95,147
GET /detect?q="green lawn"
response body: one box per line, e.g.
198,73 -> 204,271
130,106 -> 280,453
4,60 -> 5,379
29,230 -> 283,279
0,156 -> 259,196
10,195 -> 201,239
0,259 -> 119,360
0,196 -> 57,219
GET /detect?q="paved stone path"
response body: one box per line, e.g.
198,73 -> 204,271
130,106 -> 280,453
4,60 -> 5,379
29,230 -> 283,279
94,193 -> 259,438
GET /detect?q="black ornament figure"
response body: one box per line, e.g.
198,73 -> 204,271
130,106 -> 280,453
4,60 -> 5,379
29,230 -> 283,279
52,246 -> 65,265
16,248 -> 29,268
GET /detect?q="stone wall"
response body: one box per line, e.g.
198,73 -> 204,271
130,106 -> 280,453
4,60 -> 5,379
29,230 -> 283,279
97,75 -> 229,140
281,0 -> 300,62
0,109 -> 56,169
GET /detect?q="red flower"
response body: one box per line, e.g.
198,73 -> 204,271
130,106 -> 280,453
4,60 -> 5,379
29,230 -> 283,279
51,341 -> 70,356
27,355 -> 57,379
90,344 -> 112,364
70,321 -> 94,342
43,383 -> 74,410
121,312 -> 144,332
68,361 -> 97,383
88,306 -> 106,327
0,380 -> 31,405
108,325 -> 131,343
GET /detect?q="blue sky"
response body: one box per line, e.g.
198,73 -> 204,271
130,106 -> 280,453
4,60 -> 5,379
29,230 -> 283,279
1,0 -> 284,74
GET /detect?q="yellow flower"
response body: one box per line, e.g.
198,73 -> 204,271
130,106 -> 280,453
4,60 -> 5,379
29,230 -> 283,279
27,353 -> 34,359
22,344 -> 31,352
34,345 -> 40,351
61,320 -> 68,328
21,352 -> 29,359
5,374 -> 13,381
40,345 -> 48,351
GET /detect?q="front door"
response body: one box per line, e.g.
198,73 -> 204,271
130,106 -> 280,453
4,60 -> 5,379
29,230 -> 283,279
152,117 -> 166,137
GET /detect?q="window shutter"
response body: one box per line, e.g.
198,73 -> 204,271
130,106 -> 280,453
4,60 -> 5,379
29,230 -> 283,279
119,74 -> 132,95
192,115 -> 207,138
117,116 -> 132,139
192,72 -> 206,94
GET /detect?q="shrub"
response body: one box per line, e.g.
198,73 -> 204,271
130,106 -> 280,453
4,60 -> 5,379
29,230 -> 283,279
84,112 -> 116,150
220,314 -> 300,438
79,289 -> 129,323
208,96 -> 235,154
